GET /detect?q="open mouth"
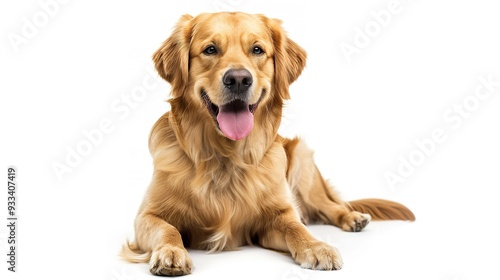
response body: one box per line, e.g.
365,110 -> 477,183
202,91 -> 264,141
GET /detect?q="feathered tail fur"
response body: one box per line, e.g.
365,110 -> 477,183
120,240 -> 152,263
346,198 -> 415,221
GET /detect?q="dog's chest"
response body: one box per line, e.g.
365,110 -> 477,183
187,164 -> 278,250
194,166 -> 264,222
189,185 -> 258,250
181,143 -> 290,250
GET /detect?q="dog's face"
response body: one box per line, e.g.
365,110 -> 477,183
153,12 -> 306,141
189,13 -> 274,141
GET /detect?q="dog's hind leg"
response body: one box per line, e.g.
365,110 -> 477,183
283,137 -> 415,232
283,137 -> 369,231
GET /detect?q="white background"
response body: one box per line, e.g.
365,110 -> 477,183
1,0 -> 500,280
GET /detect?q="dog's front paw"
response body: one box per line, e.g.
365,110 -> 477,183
342,211 -> 371,232
293,241 -> 343,270
149,245 -> 192,276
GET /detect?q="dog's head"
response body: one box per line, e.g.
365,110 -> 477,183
153,12 -> 306,141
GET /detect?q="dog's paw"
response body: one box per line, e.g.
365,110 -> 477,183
342,211 -> 371,232
149,245 -> 192,276
293,241 -> 343,270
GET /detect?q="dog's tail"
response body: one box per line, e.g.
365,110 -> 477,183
345,198 -> 415,221
120,240 -> 151,263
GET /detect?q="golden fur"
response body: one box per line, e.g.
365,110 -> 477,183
121,12 -> 415,276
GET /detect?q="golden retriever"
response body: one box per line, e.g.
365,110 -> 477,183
121,12 -> 415,276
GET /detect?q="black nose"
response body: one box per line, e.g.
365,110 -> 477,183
222,69 -> 253,95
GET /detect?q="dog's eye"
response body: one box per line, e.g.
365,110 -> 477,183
203,46 -> 217,55
252,46 -> 264,55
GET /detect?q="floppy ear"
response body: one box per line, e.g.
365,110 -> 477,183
267,18 -> 307,100
152,14 -> 193,98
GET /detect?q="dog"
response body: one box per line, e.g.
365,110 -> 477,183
121,12 -> 415,276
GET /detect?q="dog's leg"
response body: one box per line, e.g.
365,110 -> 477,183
283,137 -> 371,232
134,212 -> 192,276
307,186 -> 372,232
259,208 -> 343,270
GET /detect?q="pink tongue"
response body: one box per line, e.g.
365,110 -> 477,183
217,106 -> 254,141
